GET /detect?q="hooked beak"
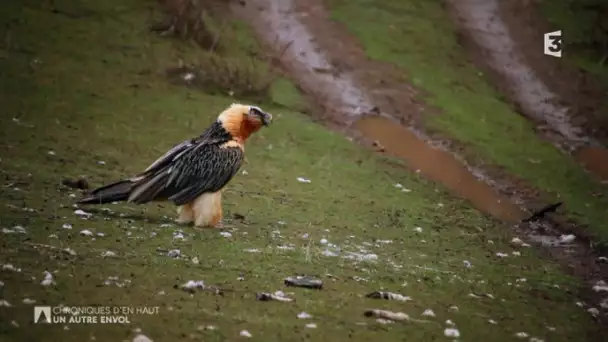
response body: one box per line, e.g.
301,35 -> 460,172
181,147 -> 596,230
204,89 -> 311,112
261,112 -> 272,126
249,107 -> 273,126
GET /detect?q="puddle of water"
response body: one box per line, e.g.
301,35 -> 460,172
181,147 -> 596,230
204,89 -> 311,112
235,0 -> 525,222
354,116 -> 524,222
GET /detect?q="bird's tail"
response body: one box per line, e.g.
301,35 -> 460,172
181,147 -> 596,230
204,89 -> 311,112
77,179 -> 135,205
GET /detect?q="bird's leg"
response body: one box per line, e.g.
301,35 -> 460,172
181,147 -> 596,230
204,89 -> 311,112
175,204 -> 194,225
193,191 -> 223,229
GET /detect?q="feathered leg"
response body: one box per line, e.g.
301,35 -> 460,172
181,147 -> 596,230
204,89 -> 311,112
175,204 -> 194,224
192,191 -> 223,228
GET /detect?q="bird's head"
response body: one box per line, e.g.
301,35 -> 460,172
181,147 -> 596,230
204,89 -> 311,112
217,103 -> 273,141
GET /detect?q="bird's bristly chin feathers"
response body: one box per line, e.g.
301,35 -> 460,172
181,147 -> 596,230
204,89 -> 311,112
217,103 -> 272,142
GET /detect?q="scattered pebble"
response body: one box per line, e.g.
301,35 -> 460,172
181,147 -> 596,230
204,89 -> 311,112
463,260 -> 472,268
219,232 -> 232,238
366,291 -> 411,302
559,234 -> 576,244
133,334 -> 153,342
173,232 -> 185,240
101,251 -> 117,258
297,177 -> 311,184
41,271 -> 54,286
297,312 -> 313,319
243,248 -> 260,253
495,252 -> 509,258
284,275 -> 323,289
414,227 -> 423,233
514,332 -> 529,338
488,319 -> 497,324
364,309 -> 409,322
167,249 -> 181,258
421,309 -> 435,317
444,328 -> 460,338
304,323 -> 317,329
80,230 -> 94,236
256,291 -> 293,302
74,209 -> 92,218
0,300 -> 12,307
22,298 -> 36,304
587,307 -> 599,316
104,276 -> 131,288
3,264 -> 22,272
320,238 -> 328,245
448,306 -> 459,312
592,281 -> 608,292
239,330 -> 252,338
2,225 -> 26,234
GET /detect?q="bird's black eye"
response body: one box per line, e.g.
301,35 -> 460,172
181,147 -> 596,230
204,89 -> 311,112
248,107 -> 263,117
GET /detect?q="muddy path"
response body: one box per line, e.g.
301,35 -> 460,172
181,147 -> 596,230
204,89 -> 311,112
447,0 -> 608,182
232,0 -> 608,325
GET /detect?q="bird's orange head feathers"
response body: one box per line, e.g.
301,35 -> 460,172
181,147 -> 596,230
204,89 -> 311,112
217,103 -> 273,142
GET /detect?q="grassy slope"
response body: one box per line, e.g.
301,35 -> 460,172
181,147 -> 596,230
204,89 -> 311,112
326,0 -> 608,242
0,0 -> 599,341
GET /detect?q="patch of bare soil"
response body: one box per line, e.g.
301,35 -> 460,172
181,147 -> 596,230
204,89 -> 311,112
231,0 -> 608,328
448,0 -> 608,182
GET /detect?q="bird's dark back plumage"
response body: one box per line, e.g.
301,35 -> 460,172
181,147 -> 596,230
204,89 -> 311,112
78,103 -> 270,207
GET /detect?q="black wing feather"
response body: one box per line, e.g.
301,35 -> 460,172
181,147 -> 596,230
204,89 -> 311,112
166,145 -> 244,205
126,121 -> 243,205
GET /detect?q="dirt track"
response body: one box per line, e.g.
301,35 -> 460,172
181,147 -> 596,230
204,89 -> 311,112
233,0 -> 608,327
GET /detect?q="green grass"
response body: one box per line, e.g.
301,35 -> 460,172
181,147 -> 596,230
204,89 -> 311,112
326,0 -> 608,242
0,0 -> 601,341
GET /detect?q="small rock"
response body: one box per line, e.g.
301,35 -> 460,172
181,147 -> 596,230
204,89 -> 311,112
219,232 -> 232,238
559,234 -> 576,244
132,334 -> 153,342
101,251 -> 117,258
80,229 -> 94,236
296,177 -> 311,184
514,332 -> 528,338
297,312 -> 313,319
167,249 -> 181,258
22,298 -> 36,304
62,223 -> 73,229
239,330 -> 252,338
284,275 -> 323,289
444,328 -> 460,338
304,323 -> 317,329
41,271 -> 55,286
421,309 -> 435,317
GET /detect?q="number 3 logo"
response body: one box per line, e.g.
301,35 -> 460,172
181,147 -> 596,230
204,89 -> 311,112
544,30 -> 563,58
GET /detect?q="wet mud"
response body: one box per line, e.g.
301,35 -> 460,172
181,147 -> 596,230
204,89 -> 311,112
233,0 -> 525,223
232,0 -> 608,324
447,0 -> 608,182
